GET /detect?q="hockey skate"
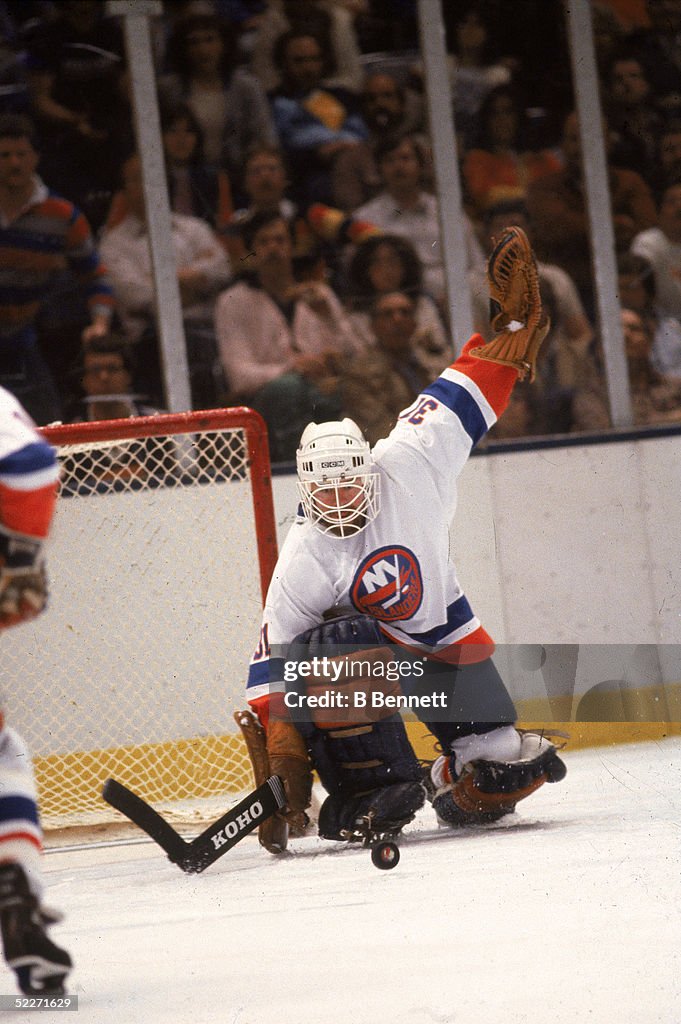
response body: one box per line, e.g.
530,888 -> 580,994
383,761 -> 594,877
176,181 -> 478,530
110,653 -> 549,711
319,780 -> 426,869
0,864 -> 72,995
424,729 -> 567,828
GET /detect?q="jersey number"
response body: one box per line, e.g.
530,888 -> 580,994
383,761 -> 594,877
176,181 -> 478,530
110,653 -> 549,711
400,397 -> 438,425
252,623 -> 271,662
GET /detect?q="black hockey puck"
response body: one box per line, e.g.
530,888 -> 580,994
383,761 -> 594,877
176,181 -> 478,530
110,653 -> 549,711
371,841 -> 400,870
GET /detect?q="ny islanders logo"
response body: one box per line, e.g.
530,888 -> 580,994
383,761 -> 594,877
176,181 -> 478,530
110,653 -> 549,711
351,546 -> 423,621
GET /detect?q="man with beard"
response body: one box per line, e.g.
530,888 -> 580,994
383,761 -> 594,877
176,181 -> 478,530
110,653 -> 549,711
332,72 -> 428,211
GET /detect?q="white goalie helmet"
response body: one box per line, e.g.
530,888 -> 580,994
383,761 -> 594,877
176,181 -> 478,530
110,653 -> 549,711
296,418 -> 380,538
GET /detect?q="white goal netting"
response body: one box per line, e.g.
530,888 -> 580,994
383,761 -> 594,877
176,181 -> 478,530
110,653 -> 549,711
1,410 -> 277,831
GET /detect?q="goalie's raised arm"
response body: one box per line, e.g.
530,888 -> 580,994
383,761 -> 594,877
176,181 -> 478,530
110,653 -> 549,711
369,225 -> 550,490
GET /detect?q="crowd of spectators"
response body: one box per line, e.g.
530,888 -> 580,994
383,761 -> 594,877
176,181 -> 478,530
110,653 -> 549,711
0,0 -> 680,459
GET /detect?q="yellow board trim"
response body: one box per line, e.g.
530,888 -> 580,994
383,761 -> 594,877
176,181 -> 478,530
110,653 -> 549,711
34,683 -> 681,822
34,734 -> 252,818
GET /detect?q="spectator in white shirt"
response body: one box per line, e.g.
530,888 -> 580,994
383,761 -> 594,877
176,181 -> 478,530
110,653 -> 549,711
353,134 -> 443,303
100,153 -> 231,408
618,250 -> 681,380
630,179 -> 681,378
353,134 -> 484,307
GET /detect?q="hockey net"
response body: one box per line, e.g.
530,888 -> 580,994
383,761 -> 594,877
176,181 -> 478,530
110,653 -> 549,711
2,409 -> 277,832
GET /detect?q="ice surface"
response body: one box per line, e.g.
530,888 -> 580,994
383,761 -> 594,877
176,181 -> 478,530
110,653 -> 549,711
19,738 -> 681,1024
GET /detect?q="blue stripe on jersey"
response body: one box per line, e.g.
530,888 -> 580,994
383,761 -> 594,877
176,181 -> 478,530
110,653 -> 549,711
247,661 -> 270,689
84,278 -> 114,299
423,378 -> 488,445
246,657 -> 285,690
0,795 -> 39,827
403,594 -> 475,646
0,440 -> 56,478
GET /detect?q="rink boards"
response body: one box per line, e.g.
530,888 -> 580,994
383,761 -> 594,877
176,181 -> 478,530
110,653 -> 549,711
2,429 -> 680,822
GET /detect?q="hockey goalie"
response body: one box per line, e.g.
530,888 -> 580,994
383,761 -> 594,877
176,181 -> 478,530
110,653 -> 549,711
239,227 -> 565,850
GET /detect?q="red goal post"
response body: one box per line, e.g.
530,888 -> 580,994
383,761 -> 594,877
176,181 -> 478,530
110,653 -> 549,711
3,408 -> 278,831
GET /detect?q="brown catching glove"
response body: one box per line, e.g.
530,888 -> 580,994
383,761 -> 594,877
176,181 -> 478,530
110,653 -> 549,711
470,225 -> 550,381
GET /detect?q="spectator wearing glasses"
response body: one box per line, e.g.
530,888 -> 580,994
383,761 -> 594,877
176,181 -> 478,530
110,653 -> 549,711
67,334 -> 161,423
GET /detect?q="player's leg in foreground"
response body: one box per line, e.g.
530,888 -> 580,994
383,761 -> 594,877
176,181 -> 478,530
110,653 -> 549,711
0,395 -> 72,993
0,726 -> 72,994
309,714 -> 426,842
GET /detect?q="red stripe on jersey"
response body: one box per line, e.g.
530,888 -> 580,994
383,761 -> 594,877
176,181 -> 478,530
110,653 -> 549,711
40,195 -> 77,220
0,481 -> 57,537
0,832 -> 43,852
450,336 -> 519,419
446,623 -> 496,664
248,691 -> 295,732
249,692 -> 270,730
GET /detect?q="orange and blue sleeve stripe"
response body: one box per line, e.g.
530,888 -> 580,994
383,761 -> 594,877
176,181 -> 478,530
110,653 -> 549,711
247,658 -> 289,730
422,336 -> 518,443
0,440 -> 59,537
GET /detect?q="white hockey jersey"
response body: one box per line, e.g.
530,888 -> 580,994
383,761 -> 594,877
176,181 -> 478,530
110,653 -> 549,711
0,386 -> 44,457
247,341 -> 517,706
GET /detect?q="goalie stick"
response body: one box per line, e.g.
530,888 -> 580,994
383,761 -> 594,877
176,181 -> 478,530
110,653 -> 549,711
101,775 -> 287,874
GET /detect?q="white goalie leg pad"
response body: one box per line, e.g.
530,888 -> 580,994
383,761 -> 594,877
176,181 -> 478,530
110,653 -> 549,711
429,728 -> 566,826
429,727 -> 565,796
450,725 -> 522,775
516,731 -> 557,760
430,725 -> 523,790
429,755 -> 449,790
